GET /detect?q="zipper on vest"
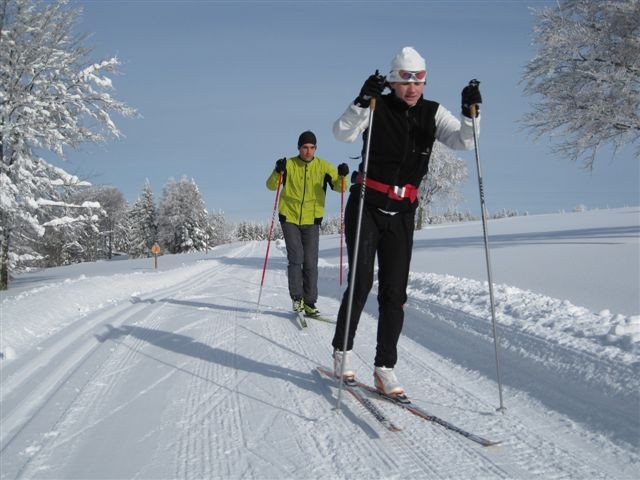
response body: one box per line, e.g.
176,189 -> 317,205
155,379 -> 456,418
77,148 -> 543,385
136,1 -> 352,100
299,162 -> 308,224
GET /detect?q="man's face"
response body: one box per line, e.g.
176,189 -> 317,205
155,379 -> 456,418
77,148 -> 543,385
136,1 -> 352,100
390,81 -> 425,106
299,144 -> 316,161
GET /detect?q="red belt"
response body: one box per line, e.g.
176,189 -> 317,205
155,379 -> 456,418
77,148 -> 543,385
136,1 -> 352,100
355,173 -> 418,203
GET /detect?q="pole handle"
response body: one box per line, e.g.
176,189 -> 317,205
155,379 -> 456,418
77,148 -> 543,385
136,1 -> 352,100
370,97 -> 377,111
470,104 -> 477,118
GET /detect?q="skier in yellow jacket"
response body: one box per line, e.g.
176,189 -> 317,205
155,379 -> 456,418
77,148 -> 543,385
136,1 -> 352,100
266,130 -> 349,316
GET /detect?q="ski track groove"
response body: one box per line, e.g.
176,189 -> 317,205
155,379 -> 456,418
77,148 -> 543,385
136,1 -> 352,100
404,297 -> 637,479
1,302 -> 159,468
278,303 -> 420,475
170,270 -> 297,480
3,253 -> 226,402
2,258 -> 233,478
299,333 -> 439,474
14,300 -> 170,478
350,341 -> 506,479
331,348 -> 431,477
172,309 -> 246,479
400,315 -> 568,479
255,265 -> 404,478
212,311 -> 249,480
233,305 -> 295,477
255,297 -> 322,477
334,305 -> 511,478
26,255 -> 238,469
173,246 -> 277,478
266,273 -> 499,478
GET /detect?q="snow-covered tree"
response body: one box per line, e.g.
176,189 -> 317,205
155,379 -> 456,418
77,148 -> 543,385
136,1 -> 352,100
416,141 -> 468,229
207,209 -> 234,247
521,0 -> 640,169
428,209 -> 477,225
492,209 -> 520,219
73,186 -> 128,259
320,216 -> 342,235
234,221 -> 261,242
1,152 -> 90,273
0,0 -> 135,288
157,177 -> 209,254
17,177 -> 106,267
38,194 -> 104,267
574,204 -> 587,213
127,180 -> 157,258
232,220 -> 281,242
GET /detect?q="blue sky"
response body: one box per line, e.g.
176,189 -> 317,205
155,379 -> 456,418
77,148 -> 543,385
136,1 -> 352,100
61,0 -> 639,223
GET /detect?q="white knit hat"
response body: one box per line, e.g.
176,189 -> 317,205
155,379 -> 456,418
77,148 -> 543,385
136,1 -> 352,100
388,46 -> 427,83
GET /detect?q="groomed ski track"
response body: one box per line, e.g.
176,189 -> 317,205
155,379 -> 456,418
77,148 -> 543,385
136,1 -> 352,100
1,239 -> 636,479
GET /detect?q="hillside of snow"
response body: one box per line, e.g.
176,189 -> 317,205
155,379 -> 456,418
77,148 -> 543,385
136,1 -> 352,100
1,208 -> 638,479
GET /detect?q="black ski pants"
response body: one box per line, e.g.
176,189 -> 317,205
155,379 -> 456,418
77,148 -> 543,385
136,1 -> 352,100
332,193 -> 415,368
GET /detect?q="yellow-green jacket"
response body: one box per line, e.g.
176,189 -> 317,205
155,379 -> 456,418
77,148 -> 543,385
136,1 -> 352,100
266,156 -> 348,225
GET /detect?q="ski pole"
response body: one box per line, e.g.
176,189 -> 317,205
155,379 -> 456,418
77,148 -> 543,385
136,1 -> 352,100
336,97 -> 377,411
256,172 -> 283,314
470,101 -> 506,413
339,176 -> 345,286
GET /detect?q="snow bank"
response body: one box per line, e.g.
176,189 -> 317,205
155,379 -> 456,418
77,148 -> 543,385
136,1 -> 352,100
0,261 -> 214,361
408,272 -> 639,364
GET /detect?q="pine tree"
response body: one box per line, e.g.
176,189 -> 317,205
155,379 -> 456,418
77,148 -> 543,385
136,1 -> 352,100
157,177 -> 209,254
207,209 -> 233,247
128,180 -> 158,258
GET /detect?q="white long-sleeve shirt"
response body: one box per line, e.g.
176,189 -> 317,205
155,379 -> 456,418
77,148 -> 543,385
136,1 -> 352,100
333,101 -> 479,151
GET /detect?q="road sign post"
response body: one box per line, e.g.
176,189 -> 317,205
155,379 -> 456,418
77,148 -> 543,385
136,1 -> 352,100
151,243 -> 161,269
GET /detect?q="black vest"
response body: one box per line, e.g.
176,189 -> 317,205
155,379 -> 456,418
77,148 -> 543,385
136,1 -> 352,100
355,93 -> 439,212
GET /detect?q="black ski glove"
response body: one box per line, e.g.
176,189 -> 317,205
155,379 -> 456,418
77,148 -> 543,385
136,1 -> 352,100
274,157 -> 286,174
355,70 -> 386,108
462,79 -> 482,118
337,163 -> 349,177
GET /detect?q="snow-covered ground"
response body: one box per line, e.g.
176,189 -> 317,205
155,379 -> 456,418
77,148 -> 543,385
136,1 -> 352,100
1,207 -> 638,479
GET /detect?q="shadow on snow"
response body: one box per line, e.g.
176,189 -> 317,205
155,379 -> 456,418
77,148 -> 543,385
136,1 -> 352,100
95,323 -> 381,438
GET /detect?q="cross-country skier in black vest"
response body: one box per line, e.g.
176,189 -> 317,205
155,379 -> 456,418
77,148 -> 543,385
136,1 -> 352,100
331,46 -> 482,397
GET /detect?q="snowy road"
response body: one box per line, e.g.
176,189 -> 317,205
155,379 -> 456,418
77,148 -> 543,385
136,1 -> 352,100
1,210 -> 639,479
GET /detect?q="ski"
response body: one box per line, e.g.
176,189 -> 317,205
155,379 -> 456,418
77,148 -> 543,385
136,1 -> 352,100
296,311 -> 308,328
305,314 -> 336,324
352,379 -> 501,447
317,367 -> 401,432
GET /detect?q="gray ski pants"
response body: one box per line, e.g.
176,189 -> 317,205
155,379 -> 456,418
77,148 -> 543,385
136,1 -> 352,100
280,221 -> 320,305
